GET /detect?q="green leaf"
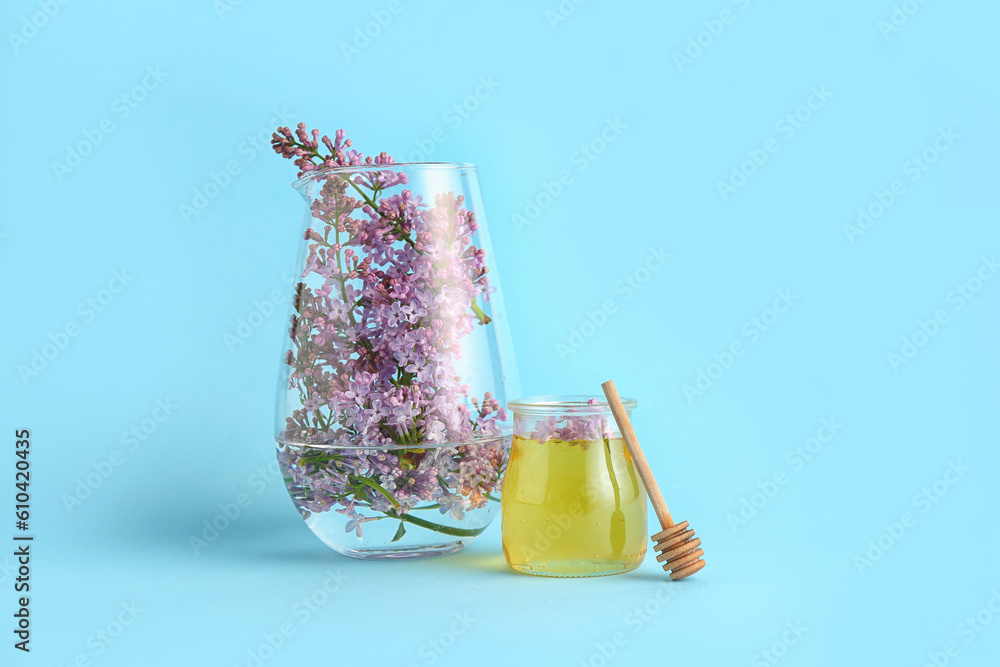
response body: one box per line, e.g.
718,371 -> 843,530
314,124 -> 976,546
391,522 -> 407,542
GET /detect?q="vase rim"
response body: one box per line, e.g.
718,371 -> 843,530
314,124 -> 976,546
292,161 -> 478,190
275,429 -> 509,451
507,395 -> 638,415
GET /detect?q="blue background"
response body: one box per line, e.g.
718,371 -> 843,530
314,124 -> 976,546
2,0 -> 998,665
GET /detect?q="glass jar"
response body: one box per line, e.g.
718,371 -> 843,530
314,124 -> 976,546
502,396 -> 647,577
273,162 -> 519,559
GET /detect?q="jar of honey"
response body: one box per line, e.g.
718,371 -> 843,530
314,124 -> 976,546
502,396 -> 647,577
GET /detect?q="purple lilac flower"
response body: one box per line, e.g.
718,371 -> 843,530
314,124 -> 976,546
525,398 -> 616,445
272,125 -> 507,535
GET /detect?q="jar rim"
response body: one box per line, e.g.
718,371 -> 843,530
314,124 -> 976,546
292,161 -> 478,190
507,394 -> 637,415
275,430 -> 510,451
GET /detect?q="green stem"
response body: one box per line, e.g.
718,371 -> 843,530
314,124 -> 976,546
470,298 -> 491,325
342,175 -> 418,249
357,477 -> 399,509
331,200 -> 358,329
345,176 -> 384,213
603,438 -> 622,511
387,509 -> 488,537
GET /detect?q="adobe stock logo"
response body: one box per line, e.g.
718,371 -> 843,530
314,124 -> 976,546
919,590 -> 1000,667
750,621 -> 808,667
51,67 -> 169,182
224,268 -> 296,352
224,289 -> 288,351
7,0 -> 72,53
18,269 -> 134,384
189,461 -> 284,556
545,0 -> 588,31
853,459 -> 968,575
887,255 -> 996,372
579,583 -> 677,667
555,245 -> 670,360
513,118 -> 627,231
339,0 -> 408,63
672,0 -> 756,73
405,76 -> 501,163
716,86 -> 833,202
406,612 -> 477,667
682,288 -> 799,403
233,569 -> 349,667
727,418 -> 843,533
843,127 -> 958,244
178,108 -> 294,223
55,601 -> 145,666
62,398 -> 179,514
878,0 -> 932,40
213,0 -> 245,21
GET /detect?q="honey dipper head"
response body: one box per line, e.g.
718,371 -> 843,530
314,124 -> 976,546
652,521 -> 705,580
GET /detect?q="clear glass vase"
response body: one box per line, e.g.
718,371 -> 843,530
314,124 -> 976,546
502,396 -> 647,576
274,162 -> 518,559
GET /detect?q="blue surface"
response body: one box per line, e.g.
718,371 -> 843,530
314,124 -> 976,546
2,0 -> 999,665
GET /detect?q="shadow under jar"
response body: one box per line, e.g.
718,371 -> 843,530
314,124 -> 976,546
502,396 -> 647,577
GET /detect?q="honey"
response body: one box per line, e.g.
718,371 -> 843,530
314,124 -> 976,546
501,435 -> 647,577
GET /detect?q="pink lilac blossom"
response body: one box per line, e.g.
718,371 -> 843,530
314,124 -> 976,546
272,125 -> 507,535
525,399 -> 616,444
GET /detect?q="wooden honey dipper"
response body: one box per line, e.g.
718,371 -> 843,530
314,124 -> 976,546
601,380 -> 706,580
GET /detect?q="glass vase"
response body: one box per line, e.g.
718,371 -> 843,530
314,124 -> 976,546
502,396 -> 647,576
274,162 -> 518,559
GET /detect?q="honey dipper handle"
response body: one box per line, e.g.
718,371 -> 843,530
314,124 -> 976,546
601,380 -> 675,531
